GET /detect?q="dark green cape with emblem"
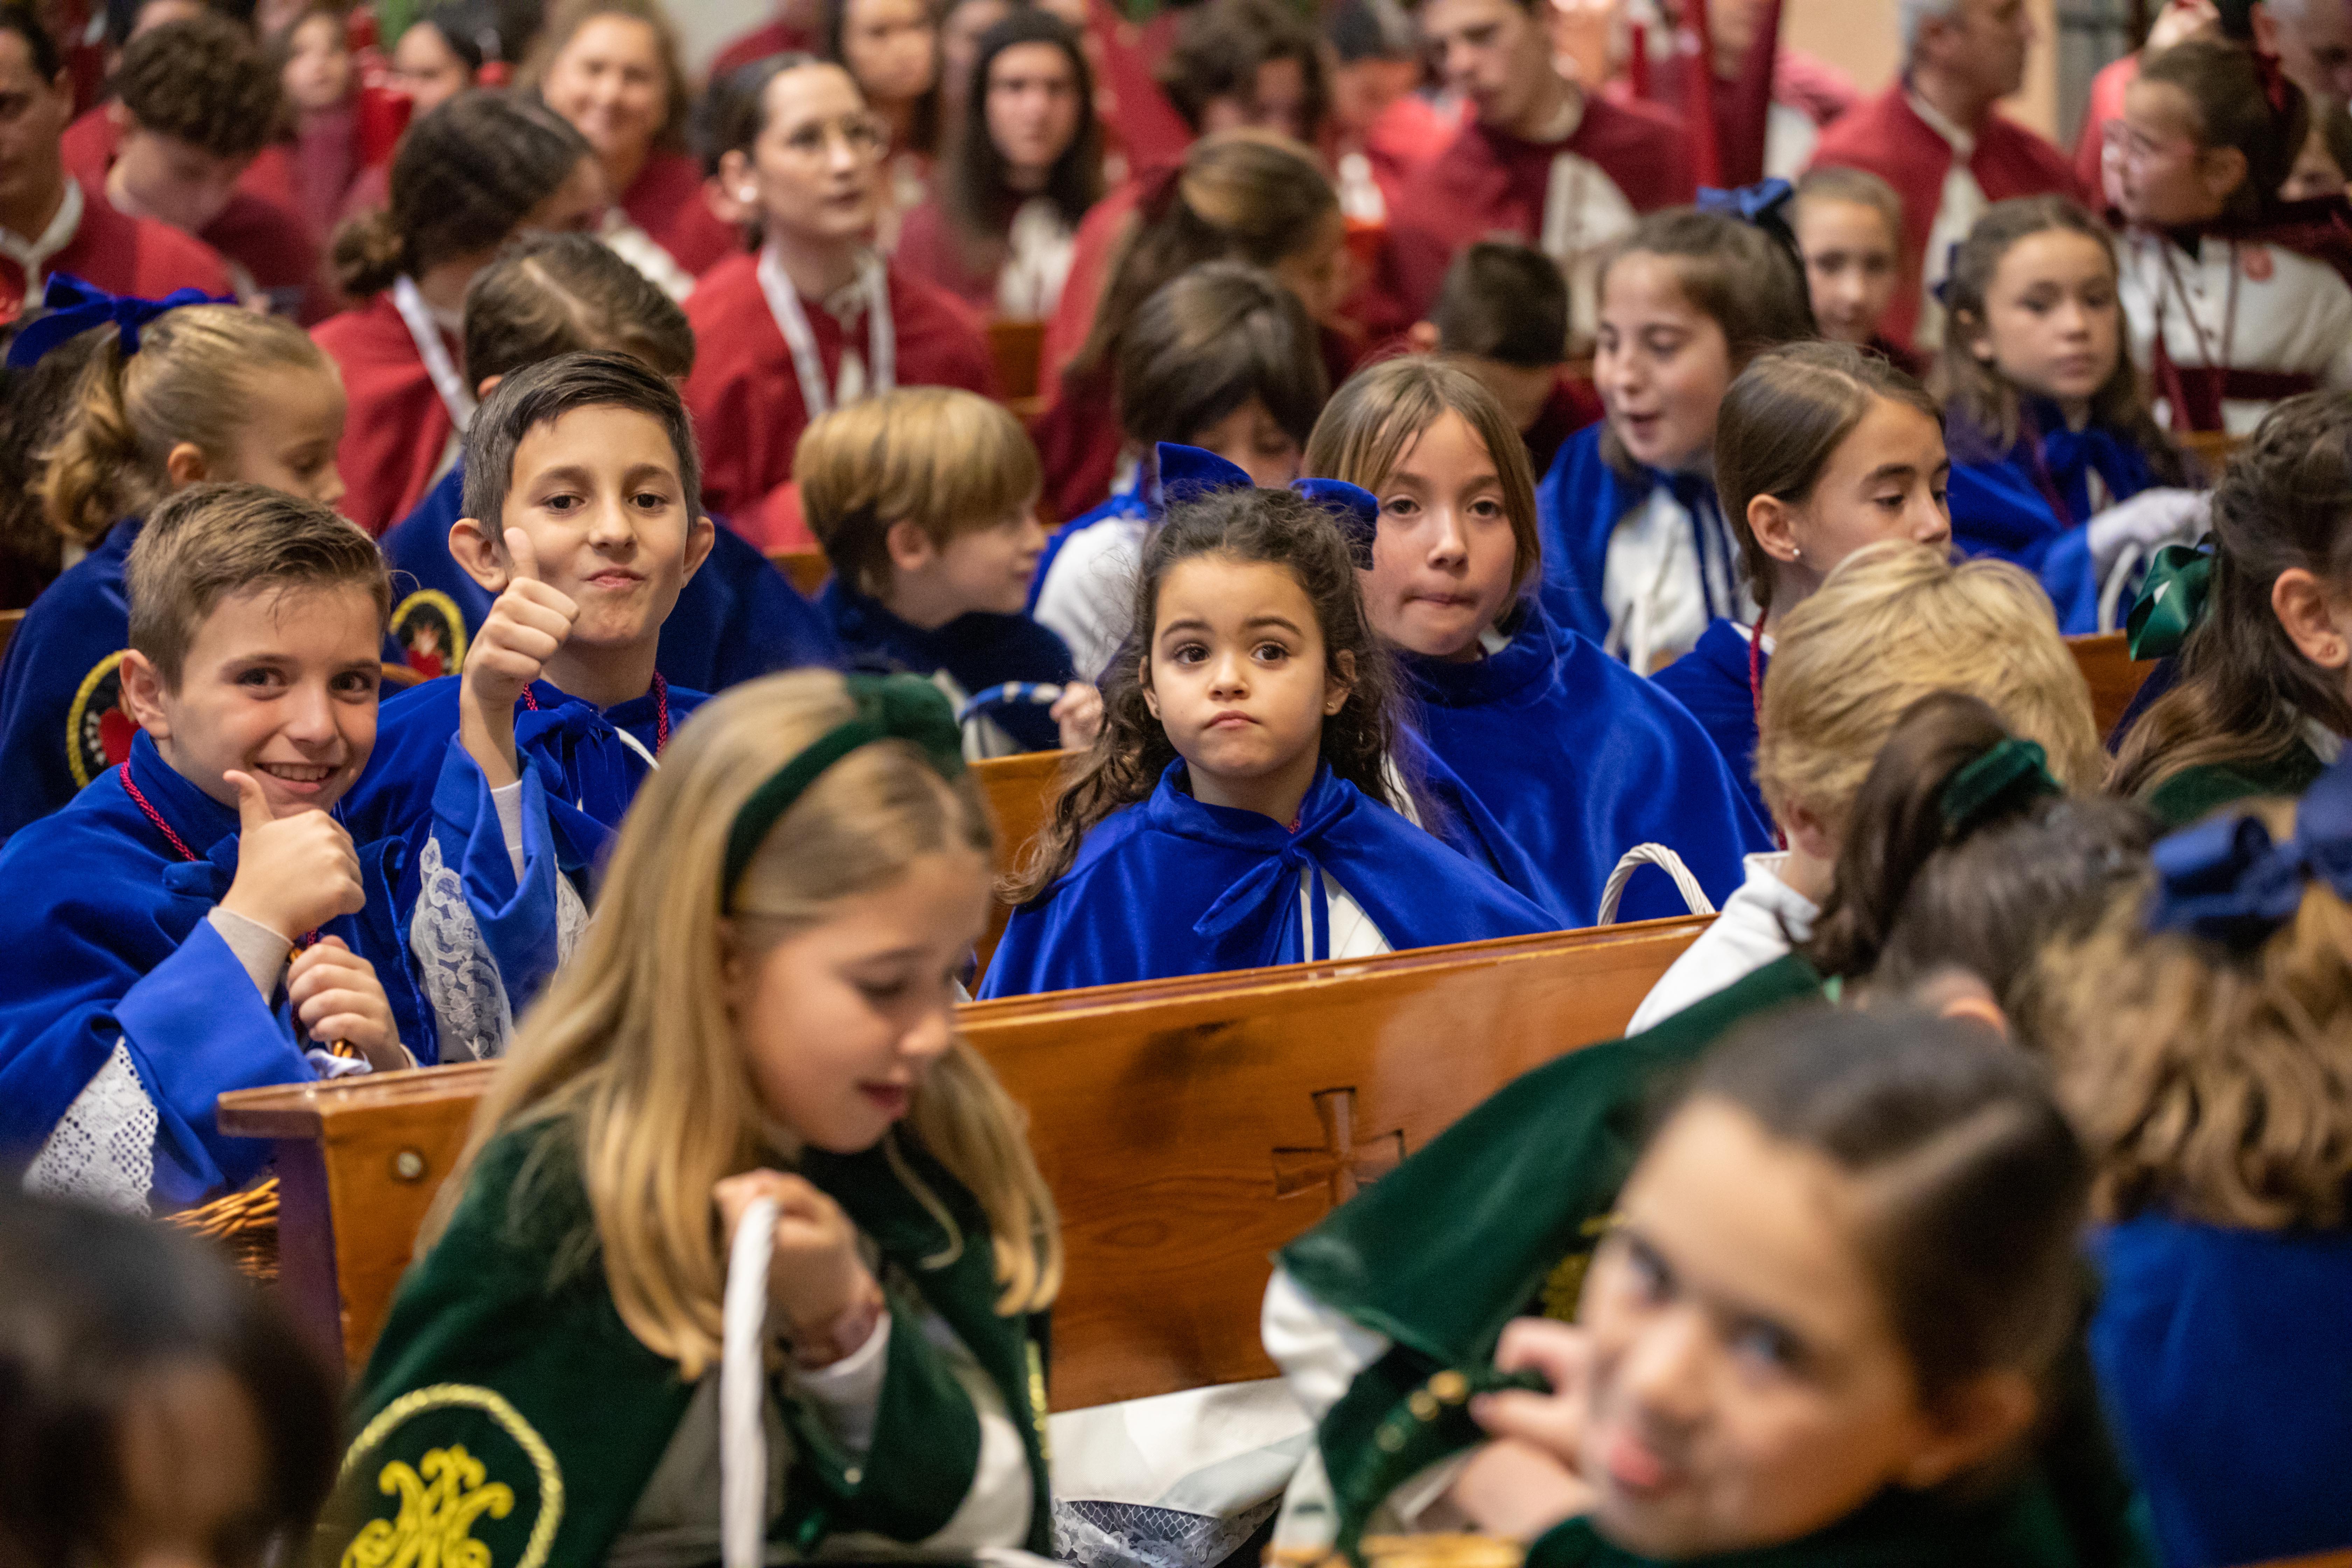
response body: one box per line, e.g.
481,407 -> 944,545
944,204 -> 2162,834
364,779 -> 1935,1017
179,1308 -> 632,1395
2143,741 -> 2328,829
316,1115 -> 1053,1567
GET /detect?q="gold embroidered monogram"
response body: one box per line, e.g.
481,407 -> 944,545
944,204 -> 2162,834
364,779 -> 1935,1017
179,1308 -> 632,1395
341,1445 -> 513,1568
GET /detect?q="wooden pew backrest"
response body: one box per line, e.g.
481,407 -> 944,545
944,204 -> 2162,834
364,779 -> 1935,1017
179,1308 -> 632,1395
0,607 -> 21,663
987,317 -> 1047,411
2067,631 -> 2159,740
769,549 -> 832,598
969,748 -> 1071,977
2176,428 -> 2242,479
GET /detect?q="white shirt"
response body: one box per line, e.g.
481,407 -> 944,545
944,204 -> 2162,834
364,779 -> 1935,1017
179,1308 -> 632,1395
0,178 -> 83,300
1625,851 -> 1817,1034
1032,506 -> 1149,684
1602,484 -> 1749,671
1532,89 -> 1639,338
998,197 -> 1076,320
1906,89 -> 1988,352
2118,229 -> 2352,434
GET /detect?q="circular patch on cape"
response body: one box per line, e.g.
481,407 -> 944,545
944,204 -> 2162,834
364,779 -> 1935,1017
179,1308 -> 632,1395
329,1383 -> 563,1568
65,651 -> 134,790
391,589 -> 469,680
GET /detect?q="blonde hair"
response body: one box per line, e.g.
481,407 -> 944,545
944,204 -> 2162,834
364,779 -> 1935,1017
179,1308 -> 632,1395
795,387 -> 1043,599
421,670 -> 1061,1377
517,0 -> 692,151
35,307 -> 337,550
2039,799 -> 2352,1230
1756,542 -> 2100,836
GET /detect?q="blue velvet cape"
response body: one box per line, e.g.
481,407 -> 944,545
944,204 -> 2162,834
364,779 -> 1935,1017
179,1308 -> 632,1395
2088,1216 -> 2352,1568
1651,616 -> 1771,833
978,760 -> 1554,997
820,579 -> 1077,753
1946,403 -> 2164,633
0,519 -> 141,844
1407,602 -> 1767,927
1533,424 -> 1739,651
0,733 -> 431,1201
379,464 -> 841,690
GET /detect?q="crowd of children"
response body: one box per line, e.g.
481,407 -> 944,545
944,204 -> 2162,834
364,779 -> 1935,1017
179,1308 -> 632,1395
0,0 -> 2346,1564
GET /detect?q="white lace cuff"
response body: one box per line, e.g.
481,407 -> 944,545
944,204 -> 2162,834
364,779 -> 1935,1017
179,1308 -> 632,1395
23,1039 -> 158,1214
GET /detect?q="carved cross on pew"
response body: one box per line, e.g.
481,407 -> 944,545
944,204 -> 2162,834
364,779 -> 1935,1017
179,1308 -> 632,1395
1273,1087 -> 1405,1206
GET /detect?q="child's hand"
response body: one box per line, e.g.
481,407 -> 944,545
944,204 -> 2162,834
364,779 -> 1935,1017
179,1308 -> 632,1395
1051,681 -> 1103,751
287,936 -> 406,1070
459,528 -> 579,787
1474,1317 -> 1595,1460
217,770 -> 366,942
713,1169 -> 883,1363
1450,1437 -> 1597,1541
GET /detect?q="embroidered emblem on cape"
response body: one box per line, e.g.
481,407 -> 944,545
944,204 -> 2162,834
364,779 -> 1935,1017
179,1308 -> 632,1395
65,650 -> 134,789
391,589 -> 469,680
1540,1214 -> 1621,1322
1026,1338 -> 1052,1464
334,1384 -> 563,1568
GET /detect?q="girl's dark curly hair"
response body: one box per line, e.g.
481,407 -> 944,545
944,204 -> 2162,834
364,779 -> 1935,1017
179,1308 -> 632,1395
1002,485 -> 1417,904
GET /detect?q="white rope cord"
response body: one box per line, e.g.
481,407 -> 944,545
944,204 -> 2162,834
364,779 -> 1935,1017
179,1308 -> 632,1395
721,1194 -> 779,1568
1595,844 -> 1716,925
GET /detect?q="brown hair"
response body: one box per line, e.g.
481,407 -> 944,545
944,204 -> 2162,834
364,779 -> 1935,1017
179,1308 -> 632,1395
1433,241 -> 1568,369
941,8 -> 1100,236
2039,796 -> 2352,1229
461,230 -> 696,386
1156,0 -> 1327,138
1931,196 -> 2180,473
1071,130 -> 1338,382
36,305 -> 337,550
1004,486 -> 1414,903
1715,341 -> 1943,614
329,90 -> 590,298
114,11 -> 281,162
1756,543 -> 2102,837
463,349 -> 701,534
1802,691 -> 2155,1026
516,0 -> 691,151
125,481 -> 391,690
2111,393 -> 2352,800
425,670 -> 1059,1375
2141,37 -> 2310,224
1115,260 -> 1326,450
823,0 -> 941,154
1307,355 -> 1541,602
795,387 -> 1042,599
1792,165 -> 1904,252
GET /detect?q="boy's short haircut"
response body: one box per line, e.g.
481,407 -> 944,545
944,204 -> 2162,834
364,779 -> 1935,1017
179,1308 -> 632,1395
1115,260 -> 1327,451
463,349 -> 703,532
126,482 -> 391,690
1755,542 -> 2101,835
1432,241 -> 1568,369
115,12 -> 281,163
1793,165 -> 1905,250
795,387 -> 1042,598
462,231 -> 698,387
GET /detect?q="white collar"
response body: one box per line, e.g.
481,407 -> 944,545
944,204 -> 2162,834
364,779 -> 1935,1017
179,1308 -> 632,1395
0,179 -> 84,292
1904,86 -> 1976,157
1737,850 -> 1819,933
2303,715 -> 2344,766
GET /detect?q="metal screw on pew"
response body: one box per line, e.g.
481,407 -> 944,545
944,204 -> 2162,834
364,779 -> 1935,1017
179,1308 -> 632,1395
392,1149 -> 427,1182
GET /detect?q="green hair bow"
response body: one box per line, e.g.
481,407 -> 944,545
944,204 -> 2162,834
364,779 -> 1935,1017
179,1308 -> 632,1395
1938,736 -> 2063,840
2125,544 -> 2214,661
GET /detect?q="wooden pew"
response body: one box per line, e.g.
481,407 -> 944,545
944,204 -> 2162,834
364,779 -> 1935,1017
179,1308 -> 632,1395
2066,631 -> 2160,739
2176,428 -> 2243,479
766,548 -> 831,598
987,317 -> 1049,421
217,916 -> 1712,1390
969,748 -> 1071,976
0,607 -> 20,662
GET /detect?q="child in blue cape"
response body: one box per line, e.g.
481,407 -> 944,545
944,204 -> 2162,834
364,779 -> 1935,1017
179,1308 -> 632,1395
1934,196 -> 2203,632
2040,756 -> 2352,1568
1534,204 -> 1812,670
1030,261 -> 1330,681
0,484 -> 423,1214
378,231 -> 839,690
799,386 -> 1102,758
980,477 -> 1552,997
1661,341 -> 1954,830
0,289 -> 350,842
342,350 -> 717,1060
1306,356 -> 1765,926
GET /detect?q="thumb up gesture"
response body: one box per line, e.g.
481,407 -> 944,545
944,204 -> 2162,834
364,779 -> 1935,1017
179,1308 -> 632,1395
459,527 -> 580,787
216,770 -> 366,943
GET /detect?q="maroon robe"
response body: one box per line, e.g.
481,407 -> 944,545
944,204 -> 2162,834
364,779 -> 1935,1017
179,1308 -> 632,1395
1384,93 -> 1696,316
681,252 -> 998,518
1085,0 -> 1191,180
621,150 -> 741,278
198,190 -> 323,320
0,184 -> 233,321
1807,83 -> 2080,350
310,290 -> 459,537
894,197 -> 1001,314
709,18 -> 816,81
61,108 -> 299,209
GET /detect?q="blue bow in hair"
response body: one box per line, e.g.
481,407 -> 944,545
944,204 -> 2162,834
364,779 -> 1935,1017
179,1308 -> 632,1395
6,274 -> 229,370
2147,744 -> 2352,947
1696,177 -> 1794,227
1931,241 -> 1965,309
1151,442 -> 1381,568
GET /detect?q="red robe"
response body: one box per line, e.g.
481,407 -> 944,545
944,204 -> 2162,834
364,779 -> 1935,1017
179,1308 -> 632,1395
310,290 -> 460,537
199,190 -> 324,320
1807,83 -> 2080,350
894,197 -> 1000,315
62,108 -> 299,209
0,184 -> 233,320
1384,93 -> 1696,317
708,18 -> 815,82
621,150 -> 742,278
1085,0 -> 1191,179
2072,52 -> 2137,198
681,252 -> 998,518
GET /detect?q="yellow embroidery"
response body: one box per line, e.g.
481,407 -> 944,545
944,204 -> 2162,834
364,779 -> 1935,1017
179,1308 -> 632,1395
341,1445 -> 513,1568
1542,1214 -> 1623,1322
64,650 -> 128,789
390,588 -> 471,675
336,1384 -> 564,1568
1026,1339 -> 1052,1465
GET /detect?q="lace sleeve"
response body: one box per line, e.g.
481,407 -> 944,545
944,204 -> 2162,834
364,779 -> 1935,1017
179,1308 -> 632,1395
23,1039 -> 158,1215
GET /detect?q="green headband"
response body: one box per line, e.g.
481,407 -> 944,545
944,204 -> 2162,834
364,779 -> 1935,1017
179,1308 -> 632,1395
721,674 -> 966,908
1938,736 -> 2062,840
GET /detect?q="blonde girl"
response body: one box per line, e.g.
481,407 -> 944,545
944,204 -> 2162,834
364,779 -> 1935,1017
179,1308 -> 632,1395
321,670 -> 1059,1564
0,303 -> 347,840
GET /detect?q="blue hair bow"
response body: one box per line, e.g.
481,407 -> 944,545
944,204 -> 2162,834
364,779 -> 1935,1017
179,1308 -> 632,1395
2147,745 -> 2352,946
1696,177 -> 1794,228
1931,241 -> 1965,309
6,274 -> 228,370
1151,442 -> 1381,568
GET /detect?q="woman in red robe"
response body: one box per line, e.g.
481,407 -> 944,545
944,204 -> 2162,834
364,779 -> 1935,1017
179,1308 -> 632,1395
310,92 -> 603,535
682,54 -> 995,529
